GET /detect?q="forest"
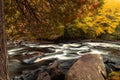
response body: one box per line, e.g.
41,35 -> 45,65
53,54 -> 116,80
5,0 -> 120,41
0,0 -> 120,80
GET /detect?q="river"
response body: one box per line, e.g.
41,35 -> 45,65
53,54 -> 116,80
8,41 -> 120,78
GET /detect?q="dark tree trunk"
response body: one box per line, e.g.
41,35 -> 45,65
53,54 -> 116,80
0,0 -> 9,80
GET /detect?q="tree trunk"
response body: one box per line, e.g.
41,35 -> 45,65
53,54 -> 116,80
0,0 -> 9,80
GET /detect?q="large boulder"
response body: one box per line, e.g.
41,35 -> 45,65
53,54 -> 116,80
65,54 -> 107,80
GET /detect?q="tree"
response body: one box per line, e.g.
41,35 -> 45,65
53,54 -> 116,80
67,0 -> 120,39
0,0 -> 9,80
5,0 -> 104,40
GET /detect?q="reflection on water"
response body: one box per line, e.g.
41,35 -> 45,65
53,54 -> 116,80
8,41 -> 120,78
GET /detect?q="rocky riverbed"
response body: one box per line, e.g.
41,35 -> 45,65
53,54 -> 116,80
7,41 -> 120,80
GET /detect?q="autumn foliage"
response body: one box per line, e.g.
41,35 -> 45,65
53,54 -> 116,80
5,0 -> 120,40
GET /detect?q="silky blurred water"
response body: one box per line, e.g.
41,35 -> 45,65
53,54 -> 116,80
8,41 -> 120,78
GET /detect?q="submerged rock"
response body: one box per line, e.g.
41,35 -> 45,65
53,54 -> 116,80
65,54 -> 107,80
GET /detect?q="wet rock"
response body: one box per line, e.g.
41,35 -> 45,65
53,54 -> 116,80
104,55 -> 120,73
11,70 -> 38,80
11,67 -> 50,80
65,54 -> 107,80
107,63 -> 120,71
48,61 -> 65,80
37,72 -> 51,80
104,60 -> 120,72
9,59 -> 22,78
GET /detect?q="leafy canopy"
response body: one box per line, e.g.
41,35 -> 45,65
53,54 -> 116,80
66,0 -> 120,39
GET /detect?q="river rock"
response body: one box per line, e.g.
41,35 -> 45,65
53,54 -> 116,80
37,72 -> 51,80
48,61 -> 65,80
65,54 -> 107,80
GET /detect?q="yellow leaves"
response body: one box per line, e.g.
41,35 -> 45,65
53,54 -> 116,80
96,27 -> 105,36
100,0 -> 120,16
86,22 -> 93,27
103,0 -> 120,11
76,22 -> 87,33
95,16 -> 102,20
15,10 -> 20,16
105,27 -> 115,34
94,0 -> 120,35
107,71 -> 120,80
111,22 -> 118,28
65,0 -> 120,39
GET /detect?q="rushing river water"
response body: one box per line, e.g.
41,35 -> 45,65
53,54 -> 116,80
8,41 -> 120,78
